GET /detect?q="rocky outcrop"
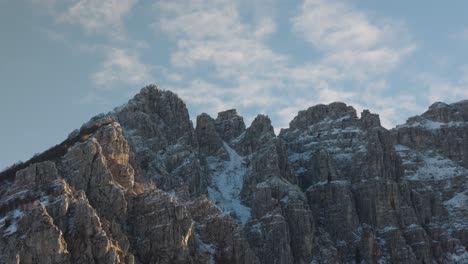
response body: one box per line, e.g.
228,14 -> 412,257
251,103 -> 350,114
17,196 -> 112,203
195,113 -> 227,159
392,100 -> 468,263
280,103 -> 434,263
237,115 -> 314,264
114,86 -> 206,197
185,196 -> 259,264
0,113 -> 205,263
0,160 -> 129,264
393,100 -> 468,164
215,109 -> 246,143
194,110 -> 314,264
1,85 -> 468,264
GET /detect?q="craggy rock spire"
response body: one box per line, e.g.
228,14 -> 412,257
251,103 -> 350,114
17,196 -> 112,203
215,109 -> 246,142
114,85 -> 206,196
117,85 -> 193,143
392,100 -> 468,263
288,102 -> 358,130
281,102 -> 427,263
195,113 -> 226,158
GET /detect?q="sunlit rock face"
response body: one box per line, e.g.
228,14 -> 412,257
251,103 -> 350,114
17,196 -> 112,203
1,85 -> 467,264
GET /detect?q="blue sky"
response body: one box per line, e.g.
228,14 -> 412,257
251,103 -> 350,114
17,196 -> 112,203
1,0 -> 468,169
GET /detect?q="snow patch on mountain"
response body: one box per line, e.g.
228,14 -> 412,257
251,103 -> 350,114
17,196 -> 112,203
445,249 -> 468,264
444,192 -> 468,214
397,119 -> 468,131
207,142 -> 251,226
394,145 -> 468,181
195,232 -> 216,264
0,209 -> 24,236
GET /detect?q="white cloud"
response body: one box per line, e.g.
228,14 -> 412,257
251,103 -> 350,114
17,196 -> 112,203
33,0 -> 420,125
254,17 -> 276,39
152,0 -> 418,129
292,0 -> 381,50
93,48 -> 152,87
31,0 -> 153,95
154,0 -> 289,110
286,0 -> 417,128
292,0 -> 416,81
170,79 -> 231,115
31,0 -> 137,38
154,0 -> 286,79
27,0 -> 466,129
155,0 -> 243,40
59,0 -> 136,36
355,88 -> 426,128
418,71 -> 468,105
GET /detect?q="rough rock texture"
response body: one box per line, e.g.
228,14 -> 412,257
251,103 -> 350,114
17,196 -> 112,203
394,100 -> 468,163
215,109 -> 246,143
1,85 -> 468,263
280,103 -> 432,263
114,86 -> 206,197
392,100 -> 468,263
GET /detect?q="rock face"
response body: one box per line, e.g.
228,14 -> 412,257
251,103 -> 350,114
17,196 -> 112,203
280,103 -> 425,263
1,85 -> 468,264
215,109 -> 246,143
114,86 -> 206,197
394,100 -> 468,163
391,100 -> 468,263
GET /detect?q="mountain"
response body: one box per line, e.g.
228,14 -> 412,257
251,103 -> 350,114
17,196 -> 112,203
1,85 -> 467,264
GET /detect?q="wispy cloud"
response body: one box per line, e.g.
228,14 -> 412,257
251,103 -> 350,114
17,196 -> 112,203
418,67 -> 468,105
61,0 -> 136,39
153,0 -> 289,110
154,0 -> 286,78
292,0 -> 416,80
93,48 -> 152,87
31,0 -> 423,128
152,0 -> 417,128
31,0 -> 153,94
292,0 -> 382,50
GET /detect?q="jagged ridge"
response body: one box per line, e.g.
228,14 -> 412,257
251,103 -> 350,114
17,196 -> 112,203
1,85 -> 468,264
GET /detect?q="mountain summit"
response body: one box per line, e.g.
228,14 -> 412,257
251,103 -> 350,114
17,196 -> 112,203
1,85 -> 468,263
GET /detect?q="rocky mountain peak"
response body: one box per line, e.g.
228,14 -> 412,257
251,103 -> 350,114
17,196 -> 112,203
195,113 -> 226,158
113,85 -> 195,151
248,114 -> 274,136
119,85 -> 193,138
360,109 -> 381,129
215,109 -> 246,142
428,101 -> 449,110
289,102 -> 358,130
216,109 -> 240,121
234,114 -> 276,156
421,99 -> 468,123
394,99 -> 468,166
196,113 -> 216,129
127,85 -> 189,121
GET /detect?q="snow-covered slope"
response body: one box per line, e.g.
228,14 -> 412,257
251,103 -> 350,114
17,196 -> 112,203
207,142 -> 251,226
